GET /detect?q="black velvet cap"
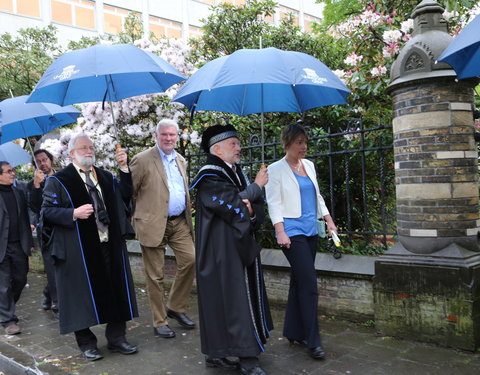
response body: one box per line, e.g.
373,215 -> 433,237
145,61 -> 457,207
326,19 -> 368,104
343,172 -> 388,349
201,124 -> 238,153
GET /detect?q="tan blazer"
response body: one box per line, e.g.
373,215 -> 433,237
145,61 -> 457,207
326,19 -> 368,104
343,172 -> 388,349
130,146 -> 194,247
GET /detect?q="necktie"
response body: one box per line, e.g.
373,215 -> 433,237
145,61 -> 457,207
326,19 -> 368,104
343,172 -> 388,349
80,170 -> 108,233
232,165 -> 241,185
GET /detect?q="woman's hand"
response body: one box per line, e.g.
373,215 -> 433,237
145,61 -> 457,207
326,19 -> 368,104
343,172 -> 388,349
324,214 -> 338,234
276,231 -> 291,249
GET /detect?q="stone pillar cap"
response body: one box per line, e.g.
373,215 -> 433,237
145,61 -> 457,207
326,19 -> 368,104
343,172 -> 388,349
388,0 -> 455,92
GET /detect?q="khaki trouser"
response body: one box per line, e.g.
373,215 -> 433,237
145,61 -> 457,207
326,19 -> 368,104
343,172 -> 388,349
140,215 -> 195,327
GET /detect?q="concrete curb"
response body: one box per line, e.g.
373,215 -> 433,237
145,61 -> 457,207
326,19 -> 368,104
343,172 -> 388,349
0,342 -> 44,375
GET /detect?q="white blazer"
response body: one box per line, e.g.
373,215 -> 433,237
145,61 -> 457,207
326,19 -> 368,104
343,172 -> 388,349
265,157 -> 330,225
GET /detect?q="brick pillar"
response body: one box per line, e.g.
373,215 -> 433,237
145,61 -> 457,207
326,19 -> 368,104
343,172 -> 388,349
392,79 -> 479,253
373,0 -> 480,351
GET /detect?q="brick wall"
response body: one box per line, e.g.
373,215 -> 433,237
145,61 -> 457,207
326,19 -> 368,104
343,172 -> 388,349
30,243 -> 375,322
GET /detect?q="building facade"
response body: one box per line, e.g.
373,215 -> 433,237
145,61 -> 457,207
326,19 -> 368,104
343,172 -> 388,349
0,0 -> 324,45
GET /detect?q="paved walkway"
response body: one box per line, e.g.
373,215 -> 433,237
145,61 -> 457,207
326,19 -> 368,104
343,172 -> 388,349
1,272 -> 480,375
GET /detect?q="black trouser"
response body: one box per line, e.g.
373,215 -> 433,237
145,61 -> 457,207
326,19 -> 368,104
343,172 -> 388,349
0,241 -> 29,327
42,247 -> 58,310
74,321 -> 127,351
282,235 -> 321,348
74,242 -> 125,351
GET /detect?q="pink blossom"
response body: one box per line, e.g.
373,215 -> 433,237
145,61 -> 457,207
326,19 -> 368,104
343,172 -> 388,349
400,19 -> 414,33
344,52 -> 364,67
370,65 -> 387,77
382,29 -> 402,44
382,42 -> 400,58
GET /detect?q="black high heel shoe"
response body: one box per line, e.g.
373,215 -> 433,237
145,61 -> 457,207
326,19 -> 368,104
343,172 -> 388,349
310,346 -> 325,360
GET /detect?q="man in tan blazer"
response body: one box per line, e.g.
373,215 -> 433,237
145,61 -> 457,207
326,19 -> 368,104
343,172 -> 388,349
130,119 -> 195,339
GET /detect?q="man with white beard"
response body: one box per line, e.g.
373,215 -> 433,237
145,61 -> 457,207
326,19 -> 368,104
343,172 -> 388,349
41,133 -> 138,361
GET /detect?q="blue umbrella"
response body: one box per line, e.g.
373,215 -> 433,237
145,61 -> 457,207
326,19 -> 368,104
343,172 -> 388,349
172,47 -> 350,163
438,14 -> 480,79
0,142 -> 31,167
172,47 -> 350,115
27,43 -> 185,104
27,43 -> 185,141
0,95 -> 81,144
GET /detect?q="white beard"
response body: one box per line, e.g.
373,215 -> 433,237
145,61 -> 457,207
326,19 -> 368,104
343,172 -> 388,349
74,152 -> 95,168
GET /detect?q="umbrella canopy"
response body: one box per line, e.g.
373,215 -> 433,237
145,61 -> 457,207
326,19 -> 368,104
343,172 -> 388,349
0,142 -> 31,167
438,14 -> 480,79
27,43 -> 186,105
0,95 -> 81,144
172,47 -> 350,115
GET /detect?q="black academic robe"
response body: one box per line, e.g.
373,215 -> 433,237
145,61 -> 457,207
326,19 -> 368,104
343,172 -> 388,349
191,154 -> 273,358
41,163 -> 138,334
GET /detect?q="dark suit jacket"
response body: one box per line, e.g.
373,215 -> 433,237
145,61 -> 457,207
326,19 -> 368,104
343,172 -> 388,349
0,185 -> 33,262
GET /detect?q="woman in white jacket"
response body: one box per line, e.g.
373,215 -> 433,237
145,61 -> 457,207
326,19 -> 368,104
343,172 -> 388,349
265,122 -> 337,360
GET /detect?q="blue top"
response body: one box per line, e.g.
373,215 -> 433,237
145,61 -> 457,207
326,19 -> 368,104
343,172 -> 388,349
283,173 -> 317,237
157,146 -> 186,216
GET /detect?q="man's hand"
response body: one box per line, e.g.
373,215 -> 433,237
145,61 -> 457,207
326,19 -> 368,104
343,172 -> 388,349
254,167 -> 268,188
30,224 -> 36,231
242,199 -> 254,216
115,147 -> 128,169
73,204 -> 94,220
33,169 -> 46,188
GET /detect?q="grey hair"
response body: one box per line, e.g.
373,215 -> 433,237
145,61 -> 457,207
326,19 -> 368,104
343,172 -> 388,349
67,133 -> 91,153
209,144 -> 217,155
156,119 -> 179,134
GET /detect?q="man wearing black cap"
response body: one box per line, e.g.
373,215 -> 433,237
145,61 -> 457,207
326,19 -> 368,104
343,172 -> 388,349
0,161 -> 33,335
190,124 -> 272,375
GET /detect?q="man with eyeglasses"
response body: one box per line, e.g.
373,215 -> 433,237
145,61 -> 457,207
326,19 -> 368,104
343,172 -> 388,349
130,119 -> 196,339
27,149 -> 58,318
41,133 -> 138,361
0,161 -> 33,335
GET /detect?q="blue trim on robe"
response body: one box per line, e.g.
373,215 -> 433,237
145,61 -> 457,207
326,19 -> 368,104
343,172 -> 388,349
49,175 -> 101,324
112,174 -> 135,319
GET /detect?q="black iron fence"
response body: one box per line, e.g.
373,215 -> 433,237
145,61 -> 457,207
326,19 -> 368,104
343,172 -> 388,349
186,119 -> 396,255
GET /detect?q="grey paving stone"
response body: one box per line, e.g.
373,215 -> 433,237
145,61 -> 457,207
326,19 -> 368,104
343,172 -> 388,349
2,272 -> 480,375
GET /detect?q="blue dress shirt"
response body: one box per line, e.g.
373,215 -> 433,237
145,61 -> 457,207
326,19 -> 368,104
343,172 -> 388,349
158,147 -> 186,217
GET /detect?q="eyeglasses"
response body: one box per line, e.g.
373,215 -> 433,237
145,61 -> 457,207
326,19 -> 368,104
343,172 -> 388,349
2,168 -> 15,174
75,146 -> 95,152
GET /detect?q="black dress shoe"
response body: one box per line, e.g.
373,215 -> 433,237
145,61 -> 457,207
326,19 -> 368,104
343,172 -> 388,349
107,341 -> 138,355
240,365 -> 268,375
41,294 -> 51,310
310,346 -> 325,360
153,325 -> 176,338
82,348 -> 103,361
167,309 -> 196,329
205,357 -> 239,370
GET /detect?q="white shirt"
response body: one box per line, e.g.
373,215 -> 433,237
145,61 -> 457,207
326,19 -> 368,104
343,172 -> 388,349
73,163 -> 109,243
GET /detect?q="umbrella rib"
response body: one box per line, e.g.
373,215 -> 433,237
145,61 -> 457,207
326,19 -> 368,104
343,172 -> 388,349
290,84 -> 303,113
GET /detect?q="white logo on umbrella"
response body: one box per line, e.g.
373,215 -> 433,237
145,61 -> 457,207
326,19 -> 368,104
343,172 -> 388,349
302,68 -> 328,84
54,65 -> 80,81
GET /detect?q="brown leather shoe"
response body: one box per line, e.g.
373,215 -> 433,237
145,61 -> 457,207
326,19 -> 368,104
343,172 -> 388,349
5,324 -> 21,335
